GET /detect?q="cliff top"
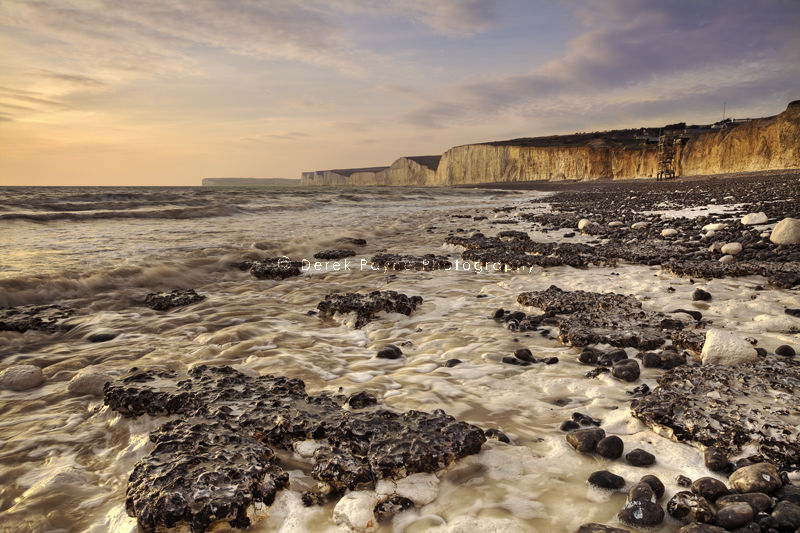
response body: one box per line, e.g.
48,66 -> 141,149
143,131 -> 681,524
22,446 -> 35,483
404,155 -> 442,171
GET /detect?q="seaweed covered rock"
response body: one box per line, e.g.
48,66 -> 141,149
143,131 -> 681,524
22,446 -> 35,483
317,290 -> 423,328
144,289 -> 205,311
104,365 -> 485,532
632,359 -> 800,469
0,304 -> 74,333
314,249 -> 356,260
370,253 -> 451,271
237,256 -> 303,280
515,285 -> 684,349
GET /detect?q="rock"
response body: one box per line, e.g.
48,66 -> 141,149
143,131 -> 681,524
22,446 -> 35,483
612,359 -> 640,382
348,392 -> 378,409
741,212 -> 768,225
625,448 -> 655,467
640,475 -> 665,499
608,221 -> 624,227
770,217 -> 800,245
660,350 -> 687,369
693,288 -> 713,301
513,348 -> 535,363
715,502 -> 754,529
572,412 -> 601,426
596,436 -> 624,459
578,218 -> 591,230
716,492 -> 772,514
673,308 -> 703,321
704,447 -> 729,472
618,499 -> 664,527
776,484 -> 800,505
691,477 -> 729,500
677,475 -> 693,487
313,249 -> 356,260
376,472 -> 440,506
574,524 -> 631,533
337,237 -> 366,246
87,330 -> 118,343
42,357 -> 90,379
662,228 -> 679,237
676,524 -> 727,533
376,345 -> 403,360
560,420 -> 580,432
373,495 -> 414,523
628,482 -> 656,503
718,254 -> 735,264
729,463 -> 782,494
642,352 -> 662,368
484,429 -> 510,443
543,356 -> 559,365
239,256 -> 303,280
667,491 -> 716,523
0,304 -> 74,333
771,500 -> 800,530
317,290 -> 423,328
631,221 -> 648,230
67,367 -> 112,396
0,365 -> 43,391
703,223 -> 727,232
598,349 -> 628,366
700,329 -> 759,365
444,359 -> 462,367
721,242 -> 743,255
775,344 -> 796,356
566,428 -> 605,453
333,491 -> 379,532
588,470 -> 625,490
144,289 -> 205,310
370,253 -> 451,271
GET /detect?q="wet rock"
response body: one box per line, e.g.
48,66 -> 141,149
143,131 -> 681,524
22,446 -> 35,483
704,447 -> 729,472
742,212 -> 768,225
642,351 -> 662,368
317,290 -> 423,328
628,383 -> 651,398
628,481 -> 656,503
770,217 -> 800,245
484,428 -> 510,443
444,359 -> 462,367
775,344 -> 796,357
333,491 -> 379,531
693,288 -> 713,301
144,289 -> 205,310
313,249 -> 356,260
566,428 -> 606,453
786,308 -> 800,318
677,475 -> 693,487
572,412 -> 602,426
543,356 -> 559,364
598,349 -> 628,366
722,242 -> 743,255
376,472 -> 440,506
612,359 -> 640,382
374,495 -> 414,523
717,492 -> 773,514
673,329 -> 707,354
667,491 -> 716,523
67,367 -> 112,396
775,484 -> 800,505
588,470 -> 625,490
596,436 -> 624,459
376,344 -> 403,360
239,256 -> 303,280
0,304 -> 74,333
560,420 -> 580,432
348,391 -> 378,409
632,361 -> 800,470
104,366 -> 485,532
715,502 -> 754,529
0,364 -> 43,391
625,449 -> 655,467
771,500 -> 800,530
661,350 -> 687,369
579,347 -> 600,365
337,237 -> 366,246
87,330 -> 118,343
701,329 -> 759,365
574,524 -> 631,533
618,499 -> 664,527
640,475 -> 665,499
676,524 -> 727,533
673,308 -> 703,321
370,253 -> 451,271
513,348 -> 535,363
692,477 -> 729,501
730,463 -> 783,494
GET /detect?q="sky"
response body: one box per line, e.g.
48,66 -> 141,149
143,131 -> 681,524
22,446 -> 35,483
0,0 -> 798,186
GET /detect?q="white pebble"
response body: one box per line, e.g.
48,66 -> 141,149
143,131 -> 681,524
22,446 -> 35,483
0,365 -> 43,391
701,329 -> 759,365
719,254 -> 735,264
577,219 -> 591,230
332,491 -> 379,532
770,217 -> 800,245
661,228 -> 678,237
720,242 -> 742,255
631,222 -> 648,229
741,212 -> 768,225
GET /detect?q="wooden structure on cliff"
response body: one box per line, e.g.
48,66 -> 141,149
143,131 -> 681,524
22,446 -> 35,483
656,134 -> 687,180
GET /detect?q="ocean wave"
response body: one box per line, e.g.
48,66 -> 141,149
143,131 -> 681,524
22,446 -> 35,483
0,205 -> 240,222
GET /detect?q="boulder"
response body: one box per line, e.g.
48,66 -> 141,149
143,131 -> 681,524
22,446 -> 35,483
720,242 -> 742,255
741,212 -> 768,225
625,448 -> 655,467
618,499 -> 664,527
332,491 -> 379,532
612,359 -> 640,382
0,365 -> 43,391
588,470 -> 625,490
714,502 -> 753,529
667,491 -> 715,523
770,217 -> 800,245
691,477 -> 728,501
596,436 -> 624,459
566,428 -> 605,453
771,500 -> 800,530
700,329 -> 758,365
68,367 -> 113,396
729,462 -> 782,494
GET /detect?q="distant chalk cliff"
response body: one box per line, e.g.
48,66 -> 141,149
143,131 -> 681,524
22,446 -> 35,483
202,178 -> 299,187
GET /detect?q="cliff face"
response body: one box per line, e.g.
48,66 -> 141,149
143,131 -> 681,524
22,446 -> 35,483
301,157 -> 439,186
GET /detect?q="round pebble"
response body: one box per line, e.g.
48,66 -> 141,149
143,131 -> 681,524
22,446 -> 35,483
0,365 -> 44,391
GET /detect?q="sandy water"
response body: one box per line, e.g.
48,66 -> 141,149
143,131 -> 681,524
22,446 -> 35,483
0,186 -> 797,533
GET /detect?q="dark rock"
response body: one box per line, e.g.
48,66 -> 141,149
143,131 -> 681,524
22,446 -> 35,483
729,523 -> 760,533
514,348 -> 535,363
676,524 -> 727,533
579,348 -> 599,365
572,412 -> 601,426
692,477 -> 729,500
642,352 -> 662,368
502,356 -> 524,366
0,304 -> 74,333
87,331 -> 118,343
313,249 -> 356,260
145,289 -> 205,311
566,428 -> 605,452
640,475 -> 665,499
730,463 -> 783,494
598,349 -> 628,366
336,237 -> 366,246
628,481 -> 656,503
715,502 -> 754,529
693,289 -> 713,301
104,366 -> 485,532
672,329 -> 707,354
484,428 -> 510,443
588,470 -> 625,490
632,361 -> 800,470
543,357 -> 559,364
317,290 -> 423,328
370,253 -> 451,271
627,384 -> 651,398
596,436 -> 624,459
717,493 -> 773,514
673,308 -> 703,321
704,447 -> 730,472
771,500 -> 800,530
240,257 -> 303,280
586,367 -> 610,378
775,484 -> 800,505
612,359 -> 640,382
660,350 -> 687,369
625,448 -> 655,467
560,420 -> 580,432
758,512 -> 779,530
775,345 -> 796,357
677,475 -> 693,487
785,308 -> 800,318
374,495 -> 414,523
492,308 -> 505,319
618,499 -> 664,527
667,491 -> 716,523
574,524 -> 630,533
376,345 -> 404,360
348,391 -> 377,409
444,359 -> 462,368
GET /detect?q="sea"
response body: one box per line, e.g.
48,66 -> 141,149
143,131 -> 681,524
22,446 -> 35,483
0,186 -> 797,532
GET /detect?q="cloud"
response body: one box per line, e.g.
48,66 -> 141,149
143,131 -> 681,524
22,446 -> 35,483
34,70 -> 106,87
240,131 -> 310,143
